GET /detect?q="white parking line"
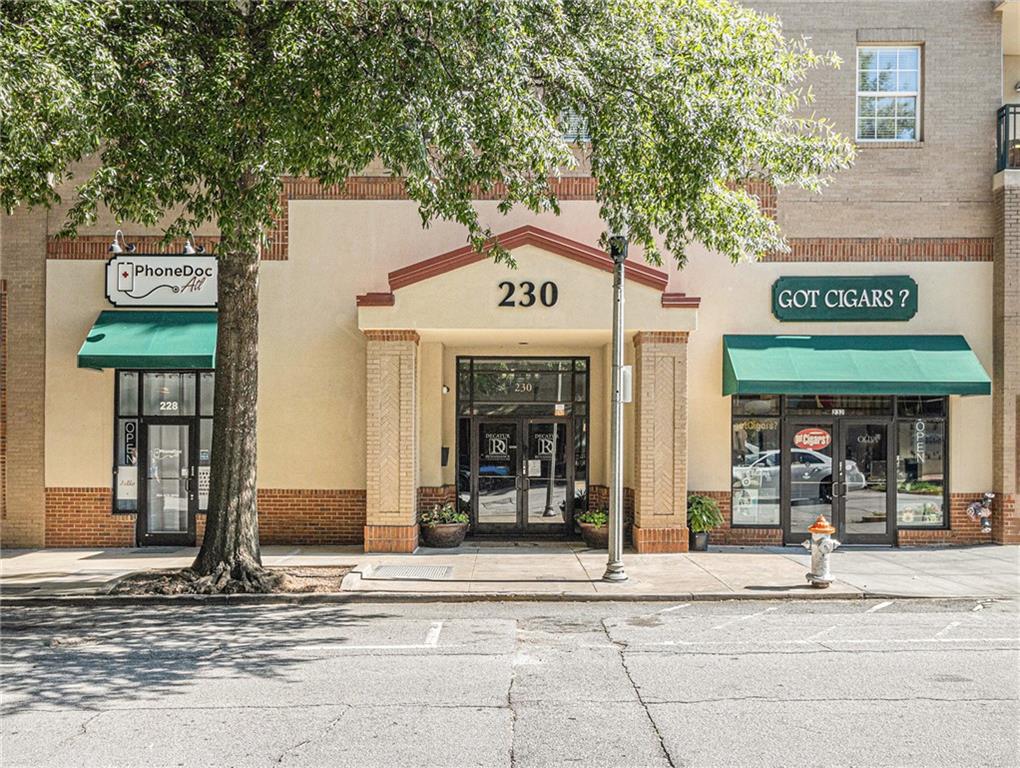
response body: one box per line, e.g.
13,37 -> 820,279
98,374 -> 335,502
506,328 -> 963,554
711,606 -> 779,631
424,621 -> 444,647
934,621 -> 962,639
655,603 -> 690,615
864,600 -> 893,614
804,625 -> 836,641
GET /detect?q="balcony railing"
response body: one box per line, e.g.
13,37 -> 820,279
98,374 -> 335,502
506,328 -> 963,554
997,103 -> 1020,171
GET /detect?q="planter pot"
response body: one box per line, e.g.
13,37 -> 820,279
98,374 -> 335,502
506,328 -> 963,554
689,530 -> 710,552
579,523 -> 609,550
420,522 -> 468,548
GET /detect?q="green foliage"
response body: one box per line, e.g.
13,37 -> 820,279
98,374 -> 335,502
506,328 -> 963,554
2,0 -> 853,263
576,509 -> 609,527
687,494 -> 723,533
0,0 -> 115,211
419,502 -> 468,527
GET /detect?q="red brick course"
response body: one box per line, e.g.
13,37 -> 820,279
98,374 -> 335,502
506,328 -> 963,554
44,487 -> 134,547
767,237 -> 993,262
991,493 -> 1018,545
362,330 -> 420,343
44,487 -> 366,547
256,489 -> 366,545
364,524 -> 418,553
632,524 -> 689,553
417,485 -> 457,513
692,490 -> 1003,547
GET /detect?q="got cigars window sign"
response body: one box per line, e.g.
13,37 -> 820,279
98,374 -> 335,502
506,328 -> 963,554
106,255 -> 218,307
772,276 -> 917,322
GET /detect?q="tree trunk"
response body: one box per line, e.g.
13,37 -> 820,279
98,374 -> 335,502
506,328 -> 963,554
192,244 -> 280,592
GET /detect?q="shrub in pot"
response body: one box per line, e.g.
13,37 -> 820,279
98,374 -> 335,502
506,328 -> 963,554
419,502 -> 469,548
576,509 -> 609,549
561,489 -> 588,525
687,494 -> 723,551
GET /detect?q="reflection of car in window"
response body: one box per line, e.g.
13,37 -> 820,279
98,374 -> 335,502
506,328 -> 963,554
734,449 -> 865,502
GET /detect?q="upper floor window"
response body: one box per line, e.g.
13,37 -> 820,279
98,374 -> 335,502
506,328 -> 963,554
857,46 -> 920,141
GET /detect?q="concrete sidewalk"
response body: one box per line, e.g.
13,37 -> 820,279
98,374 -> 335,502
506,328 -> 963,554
2,542 -> 1017,601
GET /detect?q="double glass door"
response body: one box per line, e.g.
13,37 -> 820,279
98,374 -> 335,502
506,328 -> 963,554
784,418 -> 893,545
472,419 -> 574,535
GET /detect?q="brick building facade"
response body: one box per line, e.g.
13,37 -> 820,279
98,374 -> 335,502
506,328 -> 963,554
1,1 -> 1018,552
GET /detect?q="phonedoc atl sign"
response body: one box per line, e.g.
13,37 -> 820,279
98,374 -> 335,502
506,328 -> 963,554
106,254 -> 218,307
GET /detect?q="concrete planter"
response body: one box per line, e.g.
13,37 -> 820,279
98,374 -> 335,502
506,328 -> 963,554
579,523 -> 609,550
420,522 -> 468,548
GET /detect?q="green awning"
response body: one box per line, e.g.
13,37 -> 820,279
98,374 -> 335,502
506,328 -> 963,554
78,310 -> 217,369
723,335 -> 991,396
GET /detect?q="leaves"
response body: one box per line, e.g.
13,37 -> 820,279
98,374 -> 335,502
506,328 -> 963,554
2,0 -> 853,264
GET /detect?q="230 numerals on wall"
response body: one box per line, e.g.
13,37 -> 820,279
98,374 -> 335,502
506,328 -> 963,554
498,281 -> 558,308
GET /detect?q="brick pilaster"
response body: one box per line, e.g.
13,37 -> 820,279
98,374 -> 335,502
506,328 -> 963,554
632,331 -> 690,552
363,330 -> 419,552
992,172 -> 1020,544
0,209 -> 47,547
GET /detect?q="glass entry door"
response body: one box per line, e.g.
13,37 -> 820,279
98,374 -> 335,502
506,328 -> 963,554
139,421 -> 195,545
472,418 -> 573,535
840,421 -> 893,544
783,419 -> 893,545
524,421 -> 569,531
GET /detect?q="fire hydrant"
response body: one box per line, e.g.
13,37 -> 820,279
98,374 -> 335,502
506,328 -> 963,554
802,514 -> 840,589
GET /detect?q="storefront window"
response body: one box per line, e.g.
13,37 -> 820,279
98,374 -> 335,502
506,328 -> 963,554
896,418 -> 947,527
731,417 -> 781,526
114,370 -> 214,515
143,372 -> 196,416
786,395 -> 893,416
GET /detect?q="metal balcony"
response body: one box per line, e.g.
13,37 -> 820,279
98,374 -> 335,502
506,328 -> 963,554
997,103 -> 1020,171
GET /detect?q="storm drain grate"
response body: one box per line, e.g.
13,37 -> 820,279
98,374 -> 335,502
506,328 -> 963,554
368,565 -> 454,581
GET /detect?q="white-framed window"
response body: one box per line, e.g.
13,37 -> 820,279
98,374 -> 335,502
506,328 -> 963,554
856,45 -> 921,141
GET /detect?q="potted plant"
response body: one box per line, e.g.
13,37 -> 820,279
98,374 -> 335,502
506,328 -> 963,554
576,509 -> 609,549
561,489 -> 588,525
687,494 -> 723,552
419,502 -> 469,548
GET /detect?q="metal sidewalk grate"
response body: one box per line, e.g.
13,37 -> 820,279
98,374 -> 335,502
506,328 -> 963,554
368,565 -> 454,581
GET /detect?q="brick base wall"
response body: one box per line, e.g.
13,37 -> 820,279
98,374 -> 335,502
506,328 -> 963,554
44,487 -> 366,548
991,493 -> 1018,545
694,490 -> 1001,547
364,523 -> 418,553
417,485 -> 457,513
256,489 -> 366,545
692,491 -> 784,546
632,524 -> 688,553
898,493 -> 999,546
44,488 -> 135,547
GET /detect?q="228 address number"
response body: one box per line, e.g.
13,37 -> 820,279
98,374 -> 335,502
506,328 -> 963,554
498,280 -> 558,308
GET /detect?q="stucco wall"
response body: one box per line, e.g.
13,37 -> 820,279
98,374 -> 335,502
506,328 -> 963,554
1005,55 -> 1020,105
678,248 -> 994,494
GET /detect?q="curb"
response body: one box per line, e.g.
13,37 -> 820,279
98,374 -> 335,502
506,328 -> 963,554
0,590 -> 1006,608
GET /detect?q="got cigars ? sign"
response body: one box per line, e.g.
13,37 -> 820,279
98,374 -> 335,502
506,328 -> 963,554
106,255 -> 217,307
772,276 -> 917,322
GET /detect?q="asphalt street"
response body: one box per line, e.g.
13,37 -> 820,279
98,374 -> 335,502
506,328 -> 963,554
1,599 -> 1017,767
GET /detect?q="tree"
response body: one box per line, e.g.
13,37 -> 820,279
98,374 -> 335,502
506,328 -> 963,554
1,0 -> 853,591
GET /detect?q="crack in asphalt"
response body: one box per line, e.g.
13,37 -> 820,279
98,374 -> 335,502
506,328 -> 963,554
275,706 -> 350,764
601,619 -> 677,768
642,695 -> 1015,706
507,624 -> 519,768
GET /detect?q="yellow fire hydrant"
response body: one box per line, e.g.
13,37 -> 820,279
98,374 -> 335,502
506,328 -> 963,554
802,514 -> 840,589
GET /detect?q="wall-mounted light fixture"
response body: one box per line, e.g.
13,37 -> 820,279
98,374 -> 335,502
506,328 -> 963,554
108,230 -> 136,254
183,234 -> 206,255
441,385 -> 450,395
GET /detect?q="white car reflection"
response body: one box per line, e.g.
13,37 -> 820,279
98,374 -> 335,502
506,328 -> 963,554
733,449 -> 866,503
